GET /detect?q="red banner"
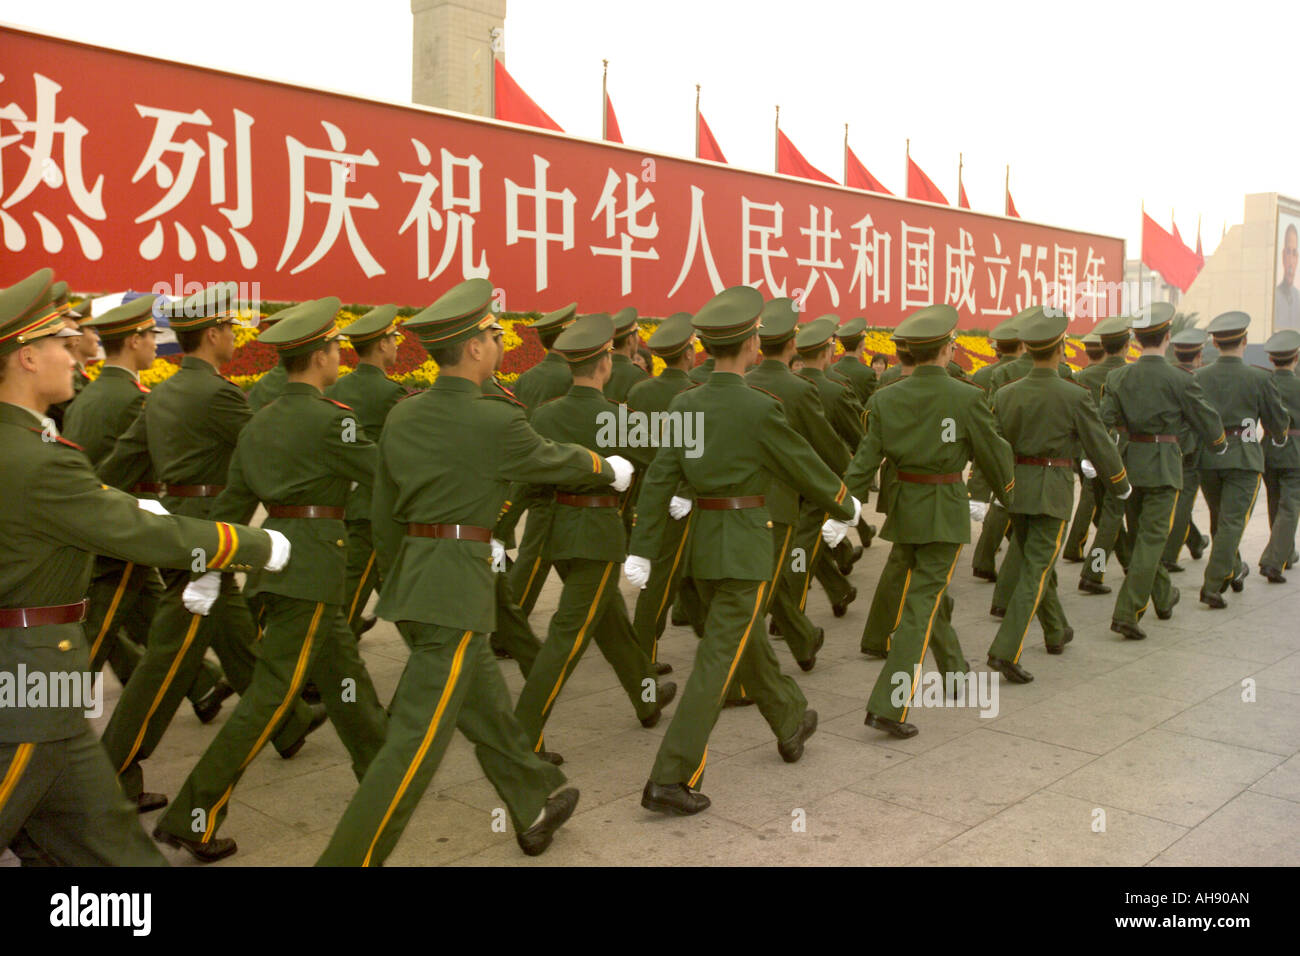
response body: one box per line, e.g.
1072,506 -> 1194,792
0,26 -> 1123,329
1141,213 -> 1200,293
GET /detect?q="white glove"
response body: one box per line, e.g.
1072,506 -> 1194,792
490,537 -> 507,572
1117,486 -> 1132,501
969,500 -> 989,522
264,529 -> 291,572
623,555 -> 651,589
821,517 -> 849,549
606,455 -> 634,493
668,496 -> 693,520
1080,459 -> 1097,479
137,498 -> 169,516
182,571 -> 222,616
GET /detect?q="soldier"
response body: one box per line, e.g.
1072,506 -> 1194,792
512,304 -> 576,414
626,285 -> 858,815
317,279 -> 633,865
1195,311 -> 1290,606
1161,328 -> 1214,571
326,305 -> 406,637
98,284 -> 324,812
839,305 -> 1014,738
832,316 -> 878,403
970,317 -> 1025,582
512,314 -> 676,760
64,295 -> 231,723
604,306 -> 649,402
688,354 -> 715,384
1259,329 -> 1300,581
1099,304 -> 1225,639
1064,332 -> 1108,563
0,268 -> 283,865
44,282 -> 94,431
245,310 -> 291,411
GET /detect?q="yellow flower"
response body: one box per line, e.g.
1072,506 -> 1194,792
141,359 -> 180,388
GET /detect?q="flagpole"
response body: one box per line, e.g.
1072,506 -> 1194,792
694,84 -> 700,159
601,59 -> 608,140
905,137 -> 910,190
1138,200 -> 1145,311
1005,164 -> 1010,214
774,104 -> 780,172
844,123 -> 849,183
958,152 -> 963,206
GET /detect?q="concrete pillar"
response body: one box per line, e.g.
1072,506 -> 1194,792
411,0 -> 506,117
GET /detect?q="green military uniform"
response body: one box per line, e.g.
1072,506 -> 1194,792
1099,305 -> 1225,638
986,308 -> 1131,673
832,316 -> 878,403
318,279 -> 610,865
325,305 -> 407,635
1064,333 -> 1107,561
1161,329 -> 1212,568
844,305 -> 1015,737
245,312 -> 291,411
0,269 -> 270,865
604,307 -> 649,403
630,286 -> 856,813
40,282 -> 87,432
99,284 -> 319,804
688,356 -> 714,384
153,298 -> 389,861
1195,312 -> 1291,605
1259,330 -> 1300,579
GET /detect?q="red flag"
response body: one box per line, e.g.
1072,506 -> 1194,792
906,156 -> 948,204
1005,189 -> 1020,218
493,59 -> 563,132
1195,225 -> 1205,269
958,181 -> 971,209
1141,212 -> 1201,292
604,92 -> 623,143
776,129 -> 834,183
844,145 -> 891,194
696,110 -> 727,163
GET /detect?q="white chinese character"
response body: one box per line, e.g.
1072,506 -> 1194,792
668,185 -> 724,298
981,233 -> 1012,318
795,205 -> 844,308
741,198 -> 789,296
944,228 -> 977,314
398,138 -> 489,282
848,213 -> 891,309
1079,247 -> 1109,319
900,222 -> 935,309
131,105 -> 256,266
277,120 -> 384,277
589,169 -> 659,296
1051,244 -> 1078,317
0,73 -> 105,258
504,154 -> 575,292
1014,243 -> 1048,312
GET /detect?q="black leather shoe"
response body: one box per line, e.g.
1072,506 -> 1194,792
640,681 -> 678,728
154,826 -> 236,863
864,711 -> 918,738
1061,552 -> 1084,564
1155,589 -> 1181,620
1260,565 -> 1287,584
491,643 -> 513,660
973,568 -> 997,583
670,611 -> 690,627
861,648 -> 888,659
641,780 -> 710,816
777,709 -> 818,763
797,628 -> 825,672
300,681 -> 321,705
831,587 -> 857,618
1199,588 -> 1226,609
517,788 -> 579,856
279,703 -> 328,760
136,792 -> 169,814
722,696 -> 756,708
1230,565 -> 1249,592
1046,627 -> 1074,655
860,523 -> 877,548
769,618 -> 781,636
1078,578 -> 1111,595
1187,534 -> 1209,560
192,678 -> 234,725
989,605 -> 1006,619
537,749 -> 564,766
1110,619 -> 1147,640
1162,560 -> 1185,574
357,614 -> 378,636
836,544 -> 864,575
654,660 -> 674,676
987,655 -> 1034,683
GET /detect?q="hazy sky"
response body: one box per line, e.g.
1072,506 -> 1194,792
3,0 -> 1295,257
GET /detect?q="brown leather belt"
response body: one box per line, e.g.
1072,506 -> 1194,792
267,505 -> 346,519
1016,456 -> 1074,467
1128,434 -> 1178,444
896,471 -> 963,485
132,481 -> 165,494
555,493 -> 620,509
406,523 -> 492,542
696,495 -> 766,510
166,483 -> 225,497
0,599 -> 88,628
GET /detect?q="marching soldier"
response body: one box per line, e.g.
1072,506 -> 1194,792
604,306 -> 649,402
832,316 -> 879,403
1195,311 -> 1290,606
627,285 -> 858,814
317,278 -> 633,865
1259,329 -> 1300,581
1064,331 -> 1108,562
1161,328 -> 1213,571
98,284 -> 324,811
512,304 -> 576,413
840,304 -> 1014,738
245,310 -> 291,411
970,317 -> 1025,582
44,282 -> 94,431
326,305 -> 406,637
1099,304 -> 1224,639
0,268 -> 282,865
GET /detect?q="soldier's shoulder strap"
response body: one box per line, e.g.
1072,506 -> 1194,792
322,396 -> 354,411
25,427 -> 84,451
748,383 -> 782,403
483,390 -> 528,411
132,379 -> 151,394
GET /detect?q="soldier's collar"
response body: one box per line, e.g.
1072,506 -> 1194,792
912,364 -> 947,376
660,367 -> 689,378
1217,355 -> 1244,364
282,381 -> 322,396
0,401 -> 51,428
611,352 -> 632,364
568,384 -> 605,397
99,363 -> 139,381
543,351 -> 568,364
181,355 -> 218,373
705,370 -> 746,385
432,374 -> 481,392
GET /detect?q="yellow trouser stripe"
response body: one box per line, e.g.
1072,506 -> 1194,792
348,551 -> 376,623
769,524 -> 792,597
900,546 -> 962,723
1012,522 -> 1065,664
654,513 -> 694,643
799,519 -> 825,612
536,563 -> 614,744
89,562 -> 135,664
119,612 -> 203,774
516,557 -> 543,610
719,582 -> 767,706
363,630 -> 473,867
889,567 -> 913,651
0,743 -> 35,817
688,745 -> 709,789
202,602 -> 324,842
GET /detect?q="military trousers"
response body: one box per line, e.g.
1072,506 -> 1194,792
1112,487 -> 1179,625
1063,470 -> 1098,561
342,519 -> 382,637
489,574 -> 542,677
867,543 -> 966,722
988,517 -> 1070,662
650,578 -> 804,788
506,505 -> 555,617
792,502 -> 853,609
317,626 -> 564,866
515,559 -> 658,752
971,503 -> 1011,576
101,569 -> 318,799
1162,463 -> 1204,565
1261,467 -> 1300,571
1081,480 -> 1133,585
1200,469 -> 1262,593
671,576 -> 708,638
0,728 -> 166,866
155,598 -> 388,845
767,521 -> 823,664
860,543 -> 911,655
631,512 -> 694,663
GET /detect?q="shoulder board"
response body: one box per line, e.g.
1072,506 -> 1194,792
132,380 -> 151,394
954,377 -> 982,391
1068,378 -> 1090,390
26,428 -> 84,451
322,397 -> 353,411
493,377 -> 520,398
748,384 -> 782,403
1176,365 -> 1193,374
483,391 -> 527,410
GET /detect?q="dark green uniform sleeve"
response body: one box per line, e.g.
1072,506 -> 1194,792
759,404 -> 855,519
1262,377 -> 1292,448
793,391 -> 850,473
1179,377 -> 1227,454
96,405 -> 151,490
844,399 -> 885,501
628,443 -> 684,560
1075,392 -> 1130,498
497,413 -> 616,487
965,394 -> 1016,510
207,445 -> 261,526
370,449 -> 405,580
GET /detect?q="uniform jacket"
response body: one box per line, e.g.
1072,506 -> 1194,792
1195,356 -> 1290,472
325,363 -> 404,522
512,351 -> 571,417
